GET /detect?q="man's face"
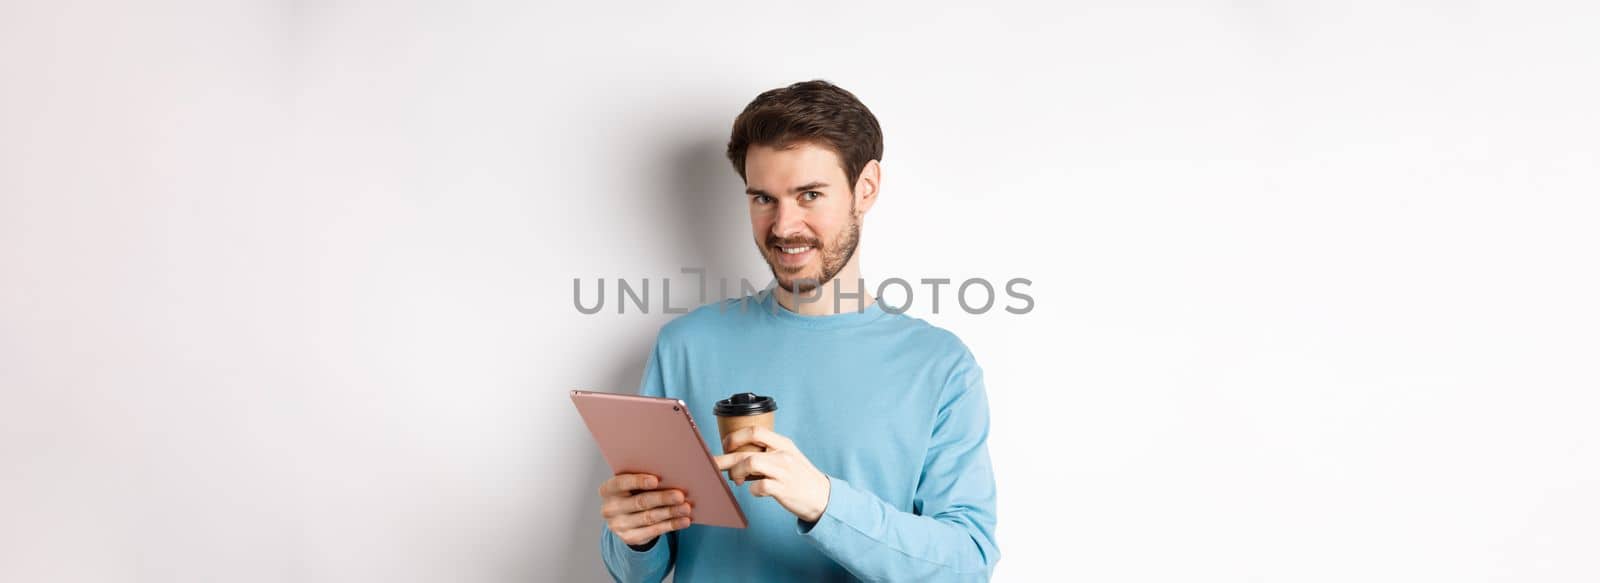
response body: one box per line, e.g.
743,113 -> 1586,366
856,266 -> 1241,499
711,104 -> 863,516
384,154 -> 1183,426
742,142 -> 863,294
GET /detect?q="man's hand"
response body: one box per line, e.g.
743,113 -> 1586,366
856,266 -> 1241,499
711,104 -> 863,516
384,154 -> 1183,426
714,426 -> 832,523
598,473 -> 693,547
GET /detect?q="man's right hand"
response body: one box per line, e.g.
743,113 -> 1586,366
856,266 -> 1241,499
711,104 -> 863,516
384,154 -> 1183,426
599,473 -> 694,548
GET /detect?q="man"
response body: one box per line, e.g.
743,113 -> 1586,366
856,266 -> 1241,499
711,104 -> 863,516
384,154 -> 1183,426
596,80 -> 1000,581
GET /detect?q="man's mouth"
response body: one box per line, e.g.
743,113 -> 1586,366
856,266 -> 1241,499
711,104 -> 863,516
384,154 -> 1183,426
770,242 -> 817,268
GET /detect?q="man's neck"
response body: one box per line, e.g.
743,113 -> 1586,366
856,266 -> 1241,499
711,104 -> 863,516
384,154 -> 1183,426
773,261 -> 875,316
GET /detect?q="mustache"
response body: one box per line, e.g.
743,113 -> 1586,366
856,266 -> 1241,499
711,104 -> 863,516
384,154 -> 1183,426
766,234 -> 821,249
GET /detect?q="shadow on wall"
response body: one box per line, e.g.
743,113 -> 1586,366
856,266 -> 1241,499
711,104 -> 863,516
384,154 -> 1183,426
662,133 -> 758,289
554,345 -> 650,583
553,131 -> 751,582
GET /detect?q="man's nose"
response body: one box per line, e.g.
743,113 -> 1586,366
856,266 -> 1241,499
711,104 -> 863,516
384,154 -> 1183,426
771,200 -> 806,239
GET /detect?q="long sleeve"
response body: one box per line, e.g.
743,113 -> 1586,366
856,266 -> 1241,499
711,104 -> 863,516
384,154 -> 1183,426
599,529 -> 672,583
597,339 -> 678,582
796,350 -> 1001,581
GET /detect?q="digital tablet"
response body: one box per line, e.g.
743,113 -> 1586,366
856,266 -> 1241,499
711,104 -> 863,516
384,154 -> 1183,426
570,390 -> 747,529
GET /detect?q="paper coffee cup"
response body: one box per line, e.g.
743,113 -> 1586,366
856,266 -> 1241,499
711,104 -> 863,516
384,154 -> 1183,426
714,393 -> 777,480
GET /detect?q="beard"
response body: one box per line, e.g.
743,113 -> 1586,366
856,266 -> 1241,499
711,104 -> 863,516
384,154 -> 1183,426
761,204 -> 861,295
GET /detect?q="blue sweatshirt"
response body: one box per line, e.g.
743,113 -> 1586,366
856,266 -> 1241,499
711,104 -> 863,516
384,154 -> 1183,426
599,289 -> 1000,581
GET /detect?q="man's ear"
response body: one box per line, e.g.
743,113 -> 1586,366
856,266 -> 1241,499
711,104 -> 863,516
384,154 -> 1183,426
854,159 -> 882,215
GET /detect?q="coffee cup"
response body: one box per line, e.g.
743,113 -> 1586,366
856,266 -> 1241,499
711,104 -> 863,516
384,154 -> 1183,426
714,392 -> 777,480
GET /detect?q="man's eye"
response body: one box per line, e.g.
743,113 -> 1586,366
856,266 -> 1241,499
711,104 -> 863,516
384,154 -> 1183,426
752,194 -> 773,205
801,191 -> 821,201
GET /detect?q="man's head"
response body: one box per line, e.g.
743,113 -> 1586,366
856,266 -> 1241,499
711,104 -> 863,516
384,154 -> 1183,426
726,80 -> 883,295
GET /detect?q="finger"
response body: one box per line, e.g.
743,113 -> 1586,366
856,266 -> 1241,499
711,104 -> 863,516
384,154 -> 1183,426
725,453 -> 756,484
721,426 -> 760,452
714,451 -> 758,470
618,503 -> 692,530
602,488 -> 684,517
619,516 -> 692,544
630,488 -> 686,514
723,425 -> 795,453
600,473 -> 658,497
749,478 -> 776,498
750,426 -> 796,451
729,453 -> 778,485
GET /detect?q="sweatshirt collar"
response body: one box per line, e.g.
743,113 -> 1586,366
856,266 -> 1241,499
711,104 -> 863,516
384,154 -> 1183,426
755,285 -> 890,330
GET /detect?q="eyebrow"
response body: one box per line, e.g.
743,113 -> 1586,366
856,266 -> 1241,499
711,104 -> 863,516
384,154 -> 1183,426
746,181 -> 830,196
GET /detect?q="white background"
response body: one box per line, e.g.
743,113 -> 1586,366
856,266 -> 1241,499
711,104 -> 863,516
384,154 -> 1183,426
3,1 -> 1597,581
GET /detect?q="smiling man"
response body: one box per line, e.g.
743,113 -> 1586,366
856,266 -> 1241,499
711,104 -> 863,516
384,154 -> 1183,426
596,80 -> 1000,582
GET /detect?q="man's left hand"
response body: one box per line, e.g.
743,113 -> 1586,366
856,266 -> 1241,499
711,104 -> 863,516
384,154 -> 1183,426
713,426 -> 831,523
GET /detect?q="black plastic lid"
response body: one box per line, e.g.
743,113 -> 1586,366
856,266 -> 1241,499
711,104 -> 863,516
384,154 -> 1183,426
714,392 -> 778,416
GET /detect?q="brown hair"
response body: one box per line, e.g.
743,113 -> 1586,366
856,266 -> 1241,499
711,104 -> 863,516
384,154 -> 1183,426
725,79 -> 883,189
